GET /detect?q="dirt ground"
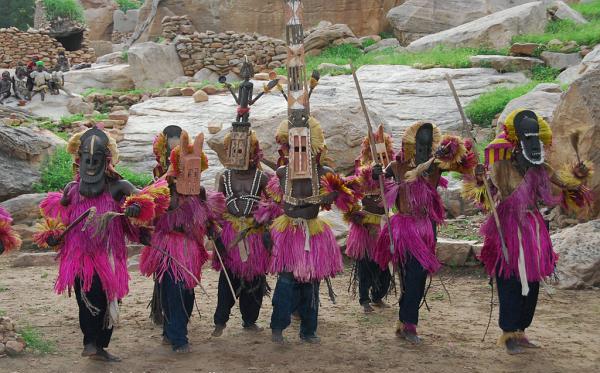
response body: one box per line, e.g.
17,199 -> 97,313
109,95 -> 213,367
0,253 -> 598,373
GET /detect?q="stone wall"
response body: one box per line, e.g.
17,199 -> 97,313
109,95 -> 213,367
171,18 -> 287,77
0,28 -> 96,69
112,32 -> 132,43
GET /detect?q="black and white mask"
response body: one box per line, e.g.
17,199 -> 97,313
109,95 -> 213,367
415,123 -> 434,166
79,128 -> 110,197
515,111 -> 544,166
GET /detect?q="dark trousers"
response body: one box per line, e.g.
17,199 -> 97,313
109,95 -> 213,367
161,271 -> 195,349
270,273 -> 320,338
74,274 -> 112,349
213,270 -> 265,327
357,257 -> 391,305
496,275 -> 540,332
399,254 -> 428,326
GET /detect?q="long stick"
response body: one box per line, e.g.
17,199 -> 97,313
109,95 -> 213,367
58,207 -> 97,241
350,63 -> 395,254
212,243 -> 237,301
444,74 -> 509,263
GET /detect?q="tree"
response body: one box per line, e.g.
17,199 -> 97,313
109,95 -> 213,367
0,0 -> 36,30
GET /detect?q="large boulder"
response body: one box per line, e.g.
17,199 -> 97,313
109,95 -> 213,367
0,125 -> 66,201
498,83 -> 563,125
89,40 -> 115,58
136,0 -> 405,42
80,0 -> 118,41
387,0 -> 543,45
64,64 -> 135,94
406,2 -> 548,52
558,44 -> 600,85
113,9 -> 139,34
364,38 -> 403,53
548,1 -> 588,24
304,22 -> 360,54
118,65 -> 528,180
549,68 -> 600,217
127,42 -> 185,89
553,220 -> 600,289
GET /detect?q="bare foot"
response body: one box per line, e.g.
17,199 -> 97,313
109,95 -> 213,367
517,336 -> 541,349
398,330 -> 422,345
505,338 -> 525,355
300,334 -> 321,344
362,303 -> 375,314
372,300 -> 390,309
271,329 -> 285,344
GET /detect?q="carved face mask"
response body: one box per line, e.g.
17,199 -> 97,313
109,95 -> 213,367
415,123 -> 433,166
226,130 -> 251,170
176,133 -> 205,195
240,59 -> 254,80
515,111 -> 544,166
288,126 -> 312,179
79,128 -> 109,197
374,126 -> 391,167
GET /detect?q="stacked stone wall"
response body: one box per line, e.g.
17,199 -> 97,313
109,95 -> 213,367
0,28 -> 95,69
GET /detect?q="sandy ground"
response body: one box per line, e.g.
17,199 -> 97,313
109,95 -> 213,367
0,253 -> 598,373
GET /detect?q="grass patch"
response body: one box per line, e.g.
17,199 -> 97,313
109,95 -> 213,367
115,166 -> 153,188
572,0 -> 600,21
19,326 -> 56,354
116,0 -> 142,12
60,113 -> 109,126
0,286 -> 8,292
361,38 -> 377,49
43,0 -> 85,23
514,19 -> 600,47
277,44 -> 508,76
121,50 -> 129,63
33,147 -> 153,192
465,82 -> 538,128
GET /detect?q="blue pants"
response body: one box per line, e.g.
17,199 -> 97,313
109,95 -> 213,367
357,257 -> 391,306
270,273 -> 320,338
496,275 -> 540,332
161,271 -> 195,349
399,254 -> 428,326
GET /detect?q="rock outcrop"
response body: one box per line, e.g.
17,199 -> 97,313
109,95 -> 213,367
304,22 -> 360,54
0,125 -> 66,201
554,220 -> 600,289
406,2 -> 547,52
0,317 -> 26,357
117,65 -> 528,178
558,44 -> 600,85
136,0 -> 405,41
469,55 -> 544,72
387,0 -> 545,45
128,42 -> 185,89
81,0 -> 118,41
549,68 -> 600,217
64,64 -> 135,94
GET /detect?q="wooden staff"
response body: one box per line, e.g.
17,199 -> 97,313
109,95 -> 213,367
444,74 -> 509,263
350,63 -> 395,254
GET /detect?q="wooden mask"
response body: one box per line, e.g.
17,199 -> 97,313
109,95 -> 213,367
176,132 -> 204,195
288,126 -> 312,179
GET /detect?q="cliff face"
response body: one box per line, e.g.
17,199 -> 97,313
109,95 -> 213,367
137,0 -> 405,41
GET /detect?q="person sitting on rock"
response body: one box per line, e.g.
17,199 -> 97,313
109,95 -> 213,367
0,206 -> 22,255
49,67 -> 73,97
26,56 -> 40,93
30,61 -> 52,102
13,63 -> 31,101
0,71 -> 12,104
56,51 -> 70,72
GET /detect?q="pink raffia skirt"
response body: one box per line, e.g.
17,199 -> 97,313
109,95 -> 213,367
140,231 -> 208,290
212,215 -> 270,281
345,212 -> 382,261
269,215 -> 343,283
373,213 -> 441,274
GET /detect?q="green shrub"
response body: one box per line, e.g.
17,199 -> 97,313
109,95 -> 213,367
121,50 -> 129,62
361,38 -> 377,49
116,0 -> 142,12
33,147 -> 74,192
43,0 -> 85,23
530,65 -> 561,82
513,19 -> 600,46
60,113 -> 109,126
465,82 -> 540,128
34,146 -> 153,192
0,0 -> 35,30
